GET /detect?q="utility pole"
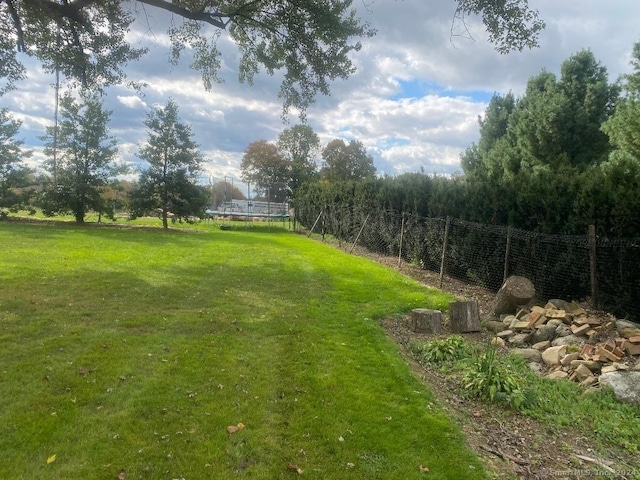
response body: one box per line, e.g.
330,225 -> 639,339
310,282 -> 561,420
52,31 -> 61,186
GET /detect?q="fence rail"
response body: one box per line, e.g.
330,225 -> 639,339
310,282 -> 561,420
293,205 -> 640,322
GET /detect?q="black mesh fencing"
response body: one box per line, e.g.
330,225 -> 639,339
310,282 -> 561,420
292,204 -> 640,322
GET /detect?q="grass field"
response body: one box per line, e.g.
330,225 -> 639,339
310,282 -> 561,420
0,220 -> 487,479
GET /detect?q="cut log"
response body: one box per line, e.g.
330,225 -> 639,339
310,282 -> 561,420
493,276 -> 536,315
449,300 -> 481,333
411,309 -> 443,334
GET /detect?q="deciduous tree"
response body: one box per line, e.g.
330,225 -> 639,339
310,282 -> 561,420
277,125 -> 319,196
454,0 -> 544,54
241,140 -> 289,203
1,1 -> 544,112
320,139 -> 376,183
209,180 -> 247,210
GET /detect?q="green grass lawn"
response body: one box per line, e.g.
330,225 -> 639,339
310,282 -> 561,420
0,220 -> 486,479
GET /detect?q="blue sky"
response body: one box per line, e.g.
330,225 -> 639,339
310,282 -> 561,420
390,80 -> 494,104
2,1 -> 640,185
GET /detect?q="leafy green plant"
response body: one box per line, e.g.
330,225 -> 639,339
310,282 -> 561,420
407,339 -> 427,358
418,335 -> 469,364
462,346 -> 527,410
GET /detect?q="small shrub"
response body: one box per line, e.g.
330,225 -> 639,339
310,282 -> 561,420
421,335 -> 469,364
462,346 -> 527,410
407,340 -> 426,358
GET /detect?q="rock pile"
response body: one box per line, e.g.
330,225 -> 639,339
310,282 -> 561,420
486,299 -> 640,403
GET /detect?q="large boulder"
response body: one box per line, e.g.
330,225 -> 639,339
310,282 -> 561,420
510,348 -> 542,363
551,335 -> 584,347
485,320 -> 508,333
531,324 -> 557,344
542,345 -> 566,366
493,276 -> 536,315
616,319 -> 639,332
547,299 -> 571,310
599,372 -> 640,404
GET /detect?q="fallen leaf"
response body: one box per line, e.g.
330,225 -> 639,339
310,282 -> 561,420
287,464 -> 303,474
226,425 -> 239,434
47,454 -> 56,464
419,464 -> 429,473
338,436 -> 344,442
236,422 -> 245,430
346,462 -> 355,469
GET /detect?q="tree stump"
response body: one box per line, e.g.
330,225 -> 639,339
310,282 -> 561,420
411,309 -> 443,334
493,275 -> 536,315
449,300 -> 481,333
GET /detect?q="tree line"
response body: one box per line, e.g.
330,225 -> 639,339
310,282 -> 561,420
0,94 -> 380,224
3,43 -> 640,237
1,94 -> 210,227
294,44 -> 640,238
1,0 -> 636,236
239,129 -> 376,203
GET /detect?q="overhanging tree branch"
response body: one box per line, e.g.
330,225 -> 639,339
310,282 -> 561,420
1,0 -> 546,114
5,0 -> 26,51
136,0 -> 228,29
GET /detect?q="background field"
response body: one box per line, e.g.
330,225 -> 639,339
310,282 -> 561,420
0,221 -> 485,479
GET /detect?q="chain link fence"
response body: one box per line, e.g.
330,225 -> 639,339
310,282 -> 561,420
293,204 -> 640,322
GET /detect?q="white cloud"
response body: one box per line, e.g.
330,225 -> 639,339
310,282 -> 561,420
117,95 -> 147,109
2,0 -> 640,182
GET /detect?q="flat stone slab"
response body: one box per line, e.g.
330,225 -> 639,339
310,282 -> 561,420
599,372 -> 640,404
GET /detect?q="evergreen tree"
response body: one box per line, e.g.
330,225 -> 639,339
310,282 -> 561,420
132,99 -> 203,228
41,91 -> 120,223
0,107 -> 31,210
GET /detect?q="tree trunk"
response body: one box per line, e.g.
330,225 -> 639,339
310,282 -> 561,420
493,275 -> 536,315
449,300 -> 481,333
411,309 -> 443,334
75,205 -> 84,224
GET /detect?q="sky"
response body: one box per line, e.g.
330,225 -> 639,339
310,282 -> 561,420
2,0 -> 640,192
